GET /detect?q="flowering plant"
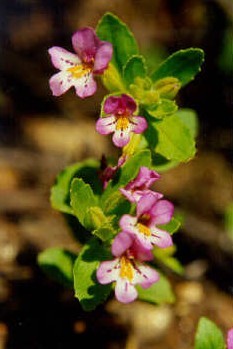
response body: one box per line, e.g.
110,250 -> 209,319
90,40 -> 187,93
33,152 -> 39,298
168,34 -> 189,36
38,13 -> 205,311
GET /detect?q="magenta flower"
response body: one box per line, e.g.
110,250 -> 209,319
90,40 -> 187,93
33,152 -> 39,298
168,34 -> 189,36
120,166 -> 162,203
96,94 -> 148,147
120,193 -> 173,250
48,27 -> 113,98
96,232 -> 159,303
227,329 -> 233,349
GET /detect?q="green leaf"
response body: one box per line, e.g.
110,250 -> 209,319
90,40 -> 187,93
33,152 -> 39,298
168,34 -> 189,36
224,202 -> 233,240
84,206 -> 116,241
96,12 -> 138,73
146,99 -> 178,119
151,48 -> 204,86
123,55 -> 147,88
50,159 -> 101,215
70,178 -> 98,227
153,245 -> 184,275
101,63 -> 126,93
194,317 -> 226,349
38,248 -> 77,288
176,108 -> 199,138
154,114 -> 196,162
137,273 -> 175,304
74,238 -> 112,311
151,153 -> 178,172
158,217 -> 181,235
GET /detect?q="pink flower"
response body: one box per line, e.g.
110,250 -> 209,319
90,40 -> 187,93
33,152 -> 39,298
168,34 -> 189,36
120,166 -> 162,203
96,232 -> 159,303
227,328 -> 233,349
120,193 -> 174,250
96,94 -> 148,147
48,27 -> 113,98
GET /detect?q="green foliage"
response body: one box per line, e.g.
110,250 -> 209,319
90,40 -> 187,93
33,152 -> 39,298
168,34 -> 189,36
38,248 -> 77,288
176,108 -> 199,138
152,114 -> 196,161
151,48 -> 204,86
137,273 -> 175,304
96,12 -> 138,74
158,217 -> 181,235
123,55 -> 147,88
224,202 -> 233,240
153,245 -> 184,275
146,99 -> 178,119
50,159 -> 101,215
70,178 -> 98,227
194,317 -> 226,349
73,238 -> 112,311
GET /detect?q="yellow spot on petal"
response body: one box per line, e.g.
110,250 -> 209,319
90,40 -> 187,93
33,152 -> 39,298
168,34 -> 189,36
67,63 -> 92,79
119,256 -> 134,281
116,117 -> 129,130
137,223 -> 151,236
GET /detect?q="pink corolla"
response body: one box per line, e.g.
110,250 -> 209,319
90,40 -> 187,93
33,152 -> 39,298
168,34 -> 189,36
120,193 -> 174,250
228,329 -> 233,349
97,232 -> 159,303
48,27 -> 113,98
96,94 -> 148,147
120,166 -> 162,203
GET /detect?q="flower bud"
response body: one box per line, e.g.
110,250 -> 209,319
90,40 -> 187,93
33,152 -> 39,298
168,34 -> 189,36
154,77 -> 181,99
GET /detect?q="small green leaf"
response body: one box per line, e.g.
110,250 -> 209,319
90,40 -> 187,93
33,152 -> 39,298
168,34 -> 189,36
153,245 -> 184,275
96,12 -> 138,73
154,114 -> 196,162
137,273 -> 175,304
123,55 -> 147,88
50,159 -> 101,215
146,99 -> 178,119
101,63 -> 126,93
70,178 -> 98,227
38,248 -> 77,288
158,217 -> 181,235
194,317 -> 226,349
176,108 -> 199,138
84,206 -> 115,241
73,238 -> 112,311
151,48 -> 204,86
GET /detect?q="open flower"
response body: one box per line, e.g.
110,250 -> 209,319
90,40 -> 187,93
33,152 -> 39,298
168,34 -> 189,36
120,166 -> 162,203
48,27 -> 113,98
97,232 -> 159,303
96,94 -> 148,147
120,193 -> 174,250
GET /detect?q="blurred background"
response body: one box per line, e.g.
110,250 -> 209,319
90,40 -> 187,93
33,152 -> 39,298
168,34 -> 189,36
0,0 -> 232,348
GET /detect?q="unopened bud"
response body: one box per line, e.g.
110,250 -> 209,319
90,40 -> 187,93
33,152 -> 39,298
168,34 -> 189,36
154,77 -> 181,99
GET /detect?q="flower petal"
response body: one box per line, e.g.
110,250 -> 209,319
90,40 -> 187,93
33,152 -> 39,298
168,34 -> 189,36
49,71 -> 74,96
136,193 -> 158,217
112,128 -> 131,147
74,72 -> 97,98
134,264 -> 160,288
227,328 -> 233,349
103,96 -> 121,114
72,27 -> 99,62
130,239 -> 154,261
115,278 -> 138,303
150,200 -> 174,225
121,94 -> 137,114
127,166 -> 160,190
130,116 -> 148,134
96,259 -> 119,284
150,227 -> 173,248
93,42 -> 113,74
48,46 -> 81,70
112,232 -> 134,257
120,215 -> 137,233
96,116 -> 116,135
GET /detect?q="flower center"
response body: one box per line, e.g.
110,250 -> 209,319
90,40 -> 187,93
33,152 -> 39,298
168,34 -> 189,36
116,117 -> 129,131
137,223 -> 151,236
119,256 -> 134,281
67,63 -> 92,79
